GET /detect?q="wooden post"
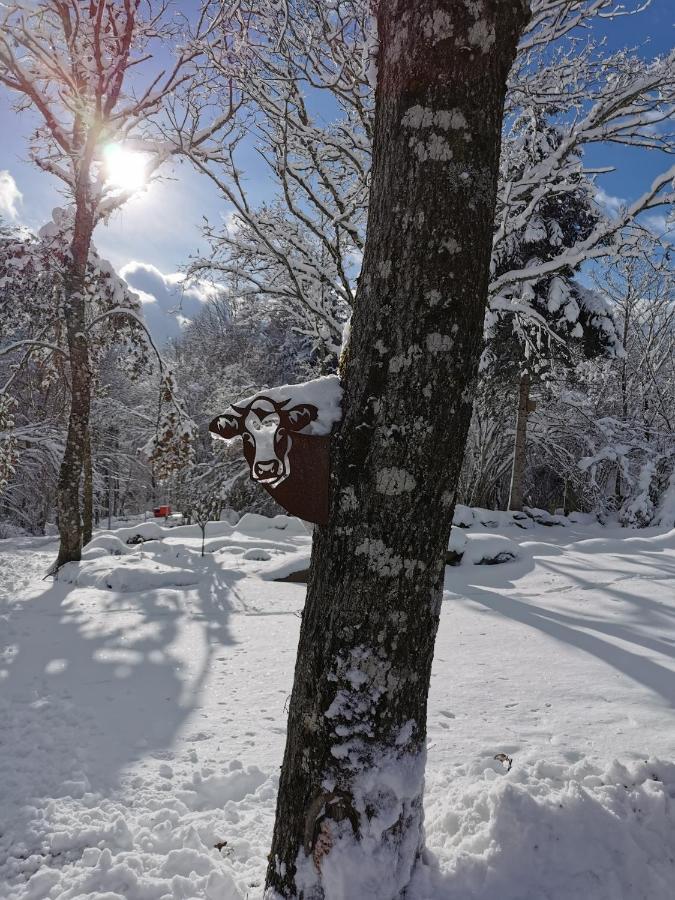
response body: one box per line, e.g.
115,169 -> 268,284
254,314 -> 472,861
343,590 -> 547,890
508,370 -> 532,511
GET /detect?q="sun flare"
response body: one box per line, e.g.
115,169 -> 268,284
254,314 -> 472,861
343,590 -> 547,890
102,144 -> 148,192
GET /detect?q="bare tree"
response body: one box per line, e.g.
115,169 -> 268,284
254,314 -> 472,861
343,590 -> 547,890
583,254 -> 675,523
187,0 -> 674,359
0,0 -> 236,567
181,0 -> 373,358
0,216 -> 196,536
485,248 -> 675,521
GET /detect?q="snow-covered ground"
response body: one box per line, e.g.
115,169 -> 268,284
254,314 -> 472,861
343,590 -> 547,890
1,514 -> 675,899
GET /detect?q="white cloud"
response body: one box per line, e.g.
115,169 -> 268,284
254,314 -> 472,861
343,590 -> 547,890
595,186 -> 673,243
222,210 -> 240,236
642,213 -> 675,242
0,170 -> 22,219
120,260 -> 220,344
594,186 -> 624,218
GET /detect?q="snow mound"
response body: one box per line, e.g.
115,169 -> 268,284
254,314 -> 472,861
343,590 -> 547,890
448,530 -> 467,554
472,507 -> 502,528
58,554 -> 199,592
241,548 -> 272,561
258,549 -> 312,581
414,757 -> 675,900
81,534 -> 132,558
524,506 -> 570,527
452,505 -> 474,528
451,505 -> 595,533
446,529 -> 467,565
571,527 -> 675,555
114,520 -> 234,542
462,533 -> 519,565
114,521 -> 166,542
235,513 -> 309,536
566,511 -> 599,525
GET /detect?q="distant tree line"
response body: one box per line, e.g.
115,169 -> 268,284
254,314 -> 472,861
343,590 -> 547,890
0,0 -> 673,543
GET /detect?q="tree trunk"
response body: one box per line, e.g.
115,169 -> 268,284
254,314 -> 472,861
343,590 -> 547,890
616,301 -> 631,504
36,485 -> 50,536
54,198 -> 95,570
508,370 -> 530,511
82,426 -> 93,546
107,464 -> 113,531
266,2 -> 529,897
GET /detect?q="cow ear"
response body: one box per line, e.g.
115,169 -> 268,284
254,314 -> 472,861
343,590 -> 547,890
285,404 -> 318,432
209,411 -> 242,440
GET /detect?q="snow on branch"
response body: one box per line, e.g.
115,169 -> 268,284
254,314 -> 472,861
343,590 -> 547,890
0,0 -> 240,224
182,0 -> 673,362
521,0 -> 652,51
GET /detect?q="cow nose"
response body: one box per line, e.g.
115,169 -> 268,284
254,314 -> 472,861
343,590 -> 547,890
253,459 -> 281,480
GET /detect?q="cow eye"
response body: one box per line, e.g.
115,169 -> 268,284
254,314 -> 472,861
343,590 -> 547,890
242,432 -> 254,445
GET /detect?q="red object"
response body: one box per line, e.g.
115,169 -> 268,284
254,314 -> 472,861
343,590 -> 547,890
153,505 -> 172,517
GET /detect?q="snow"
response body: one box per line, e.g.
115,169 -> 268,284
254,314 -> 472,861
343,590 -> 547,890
1,515 -> 675,899
300,749 -> 426,900
412,757 -> 675,900
447,528 -> 467,558
58,554 -> 201,592
460,533 -> 519,565
656,471 -> 675,527
217,376 -> 343,438
452,504 -> 474,528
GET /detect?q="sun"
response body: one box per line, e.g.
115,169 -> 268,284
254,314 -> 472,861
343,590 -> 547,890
102,144 -> 148,193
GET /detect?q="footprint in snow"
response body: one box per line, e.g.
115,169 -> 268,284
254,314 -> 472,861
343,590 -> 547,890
186,731 -> 213,742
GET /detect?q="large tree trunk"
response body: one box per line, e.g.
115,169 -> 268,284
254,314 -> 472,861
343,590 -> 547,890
508,370 -> 531,511
266,2 -> 528,897
54,199 -> 95,570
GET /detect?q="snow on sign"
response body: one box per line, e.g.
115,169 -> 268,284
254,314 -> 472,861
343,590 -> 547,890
209,376 -> 343,525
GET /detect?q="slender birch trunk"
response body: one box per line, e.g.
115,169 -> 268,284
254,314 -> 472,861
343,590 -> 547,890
616,299 -> 631,504
82,426 -> 93,546
266,2 -> 529,897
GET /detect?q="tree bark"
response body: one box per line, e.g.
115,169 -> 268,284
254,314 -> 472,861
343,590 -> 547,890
616,298 -> 631,504
82,426 -> 93,546
107,463 -> 113,531
508,370 -> 530,511
266,2 -> 529,897
54,197 -> 95,570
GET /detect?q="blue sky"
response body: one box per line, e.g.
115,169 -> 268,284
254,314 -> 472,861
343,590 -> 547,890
0,1 -> 672,342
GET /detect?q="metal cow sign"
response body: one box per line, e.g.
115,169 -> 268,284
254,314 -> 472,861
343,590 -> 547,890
209,394 -> 331,525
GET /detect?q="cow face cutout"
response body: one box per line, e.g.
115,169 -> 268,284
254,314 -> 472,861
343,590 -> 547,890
209,397 -> 319,488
